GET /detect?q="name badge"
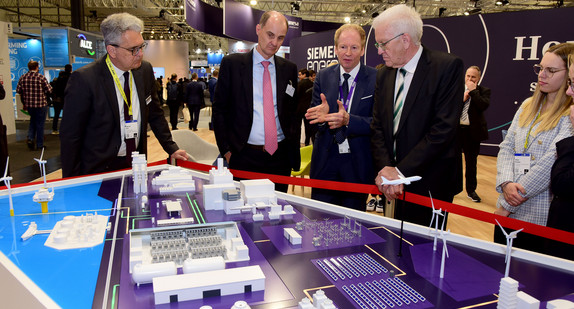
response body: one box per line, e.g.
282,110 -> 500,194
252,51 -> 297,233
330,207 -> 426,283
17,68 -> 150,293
125,120 -> 138,139
145,95 -> 152,105
338,138 -> 350,154
514,153 -> 531,175
285,84 -> 295,97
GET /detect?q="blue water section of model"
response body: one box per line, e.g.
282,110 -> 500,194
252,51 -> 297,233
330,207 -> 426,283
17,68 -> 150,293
0,181 -> 112,309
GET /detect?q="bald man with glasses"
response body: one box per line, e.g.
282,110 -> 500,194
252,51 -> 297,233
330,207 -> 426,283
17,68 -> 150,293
61,13 -> 187,177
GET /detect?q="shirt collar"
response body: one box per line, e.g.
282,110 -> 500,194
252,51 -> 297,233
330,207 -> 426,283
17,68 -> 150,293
339,63 -> 360,82
253,47 -> 275,66
401,45 -> 423,75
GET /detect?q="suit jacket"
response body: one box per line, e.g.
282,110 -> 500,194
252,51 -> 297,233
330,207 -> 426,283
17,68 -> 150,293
466,84 -> 491,142
212,50 -> 301,170
185,81 -> 206,106
208,77 -> 217,103
310,63 -> 377,184
371,47 -> 464,200
60,56 -> 179,177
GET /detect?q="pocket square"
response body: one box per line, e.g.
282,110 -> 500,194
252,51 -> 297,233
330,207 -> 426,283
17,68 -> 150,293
361,95 -> 373,100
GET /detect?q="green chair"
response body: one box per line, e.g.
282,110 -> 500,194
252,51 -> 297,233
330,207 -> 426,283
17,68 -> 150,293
291,145 -> 313,192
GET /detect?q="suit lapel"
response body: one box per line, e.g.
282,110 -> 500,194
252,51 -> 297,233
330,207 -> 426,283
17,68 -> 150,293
274,55 -> 287,112
243,51 -> 254,118
99,56 -> 121,126
132,66 -> 146,117
396,48 -> 430,135
349,64 -> 367,114
383,67 -> 396,140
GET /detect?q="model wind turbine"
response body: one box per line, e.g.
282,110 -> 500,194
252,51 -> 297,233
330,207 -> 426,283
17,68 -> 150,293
428,191 -> 445,251
439,229 -> 450,278
0,157 -> 14,216
495,219 -> 524,278
32,148 -> 54,213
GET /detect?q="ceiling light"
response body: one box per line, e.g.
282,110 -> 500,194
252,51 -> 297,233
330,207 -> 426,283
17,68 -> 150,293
496,0 -> 510,5
464,8 -> 482,15
250,0 -> 257,5
344,16 -> 351,23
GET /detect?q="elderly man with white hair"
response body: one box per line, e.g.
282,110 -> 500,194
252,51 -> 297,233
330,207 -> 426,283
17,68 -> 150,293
371,4 -> 465,226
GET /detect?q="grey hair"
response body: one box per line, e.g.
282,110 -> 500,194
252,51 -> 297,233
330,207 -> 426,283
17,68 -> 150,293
372,4 -> 423,46
101,12 -> 144,46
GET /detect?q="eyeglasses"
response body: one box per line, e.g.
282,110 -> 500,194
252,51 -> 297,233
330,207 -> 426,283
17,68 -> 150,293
374,33 -> 404,51
111,41 -> 148,56
533,64 -> 566,78
568,79 -> 574,93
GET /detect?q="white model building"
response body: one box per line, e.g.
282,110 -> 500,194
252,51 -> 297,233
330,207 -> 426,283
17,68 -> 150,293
240,179 -> 276,205
129,222 -> 250,282
163,200 -> 183,217
209,158 -> 233,184
152,265 -> 265,305
132,152 -> 148,194
497,277 -> 518,309
44,213 -> 110,250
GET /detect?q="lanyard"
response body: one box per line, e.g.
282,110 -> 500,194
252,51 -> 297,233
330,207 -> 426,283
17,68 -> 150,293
105,55 -> 133,116
339,74 -> 358,111
524,109 -> 542,152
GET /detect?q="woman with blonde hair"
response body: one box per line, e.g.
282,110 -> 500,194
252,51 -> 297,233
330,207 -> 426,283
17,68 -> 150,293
495,42 -> 574,253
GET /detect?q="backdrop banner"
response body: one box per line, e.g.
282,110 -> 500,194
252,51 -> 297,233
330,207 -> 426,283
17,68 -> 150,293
290,6 -> 574,155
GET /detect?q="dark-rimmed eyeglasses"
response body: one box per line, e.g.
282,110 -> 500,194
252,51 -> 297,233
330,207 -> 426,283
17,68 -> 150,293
533,64 -> 566,78
111,41 -> 148,56
374,33 -> 404,51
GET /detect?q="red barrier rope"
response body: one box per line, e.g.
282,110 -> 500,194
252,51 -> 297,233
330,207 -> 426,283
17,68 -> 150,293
177,160 -> 574,246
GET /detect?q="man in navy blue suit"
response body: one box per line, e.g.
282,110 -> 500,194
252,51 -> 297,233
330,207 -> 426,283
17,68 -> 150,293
305,24 -> 377,210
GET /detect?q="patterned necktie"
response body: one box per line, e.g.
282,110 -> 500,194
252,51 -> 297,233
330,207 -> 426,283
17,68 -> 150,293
461,98 -> 470,122
393,68 -> 407,135
334,73 -> 351,144
261,61 -> 278,155
123,71 -> 136,161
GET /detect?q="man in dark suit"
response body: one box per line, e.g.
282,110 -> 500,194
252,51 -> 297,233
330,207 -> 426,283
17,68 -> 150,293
371,4 -> 464,226
185,73 -> 205,131
212,11 -> 300,192
305,24 -> 377,211
296,68 -> 314,145
460,66 -> 490,203
60,12 -> 187,177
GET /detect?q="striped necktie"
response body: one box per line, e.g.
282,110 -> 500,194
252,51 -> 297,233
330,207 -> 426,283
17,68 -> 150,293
393,68 -> 407,135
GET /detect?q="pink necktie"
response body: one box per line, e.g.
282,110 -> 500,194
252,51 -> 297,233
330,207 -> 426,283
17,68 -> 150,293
261,61 -> 278,155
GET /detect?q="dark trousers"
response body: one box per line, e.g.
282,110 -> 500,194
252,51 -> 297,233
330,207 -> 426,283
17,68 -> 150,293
27,106 -> 47,148
167,100 -> 180,129
460,126 -> 480,194
228,141 -> 292,192
395,189 -> 454,227
304,117 -> 317,146
311,143 -> 368,211
52,100 -> 63,131
188,104 -> 201,130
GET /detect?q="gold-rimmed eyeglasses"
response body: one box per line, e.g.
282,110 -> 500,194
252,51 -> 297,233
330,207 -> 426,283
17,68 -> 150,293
374,33 -> 404,51
111,41 -> 148,56
533,64 -> 566,78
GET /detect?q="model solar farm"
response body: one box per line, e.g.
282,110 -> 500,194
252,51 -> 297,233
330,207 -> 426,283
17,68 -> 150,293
0,154 -> 573,308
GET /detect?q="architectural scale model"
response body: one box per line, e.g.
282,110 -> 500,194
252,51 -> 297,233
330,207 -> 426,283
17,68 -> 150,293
132,152 -> 148,195
497,277 -> 519,309
439,229 -> 450,278
428,191 -> 445,252
32,148 -> 54,213
44,213 -> 111,250
129,222 -> 250,284
20,221 -> 51,241
495,219 -> 524,278
152,165 -> 195,195
0,157 -> 14,216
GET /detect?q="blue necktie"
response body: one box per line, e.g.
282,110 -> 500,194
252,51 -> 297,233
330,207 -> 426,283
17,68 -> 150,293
334,73 -> 351,144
